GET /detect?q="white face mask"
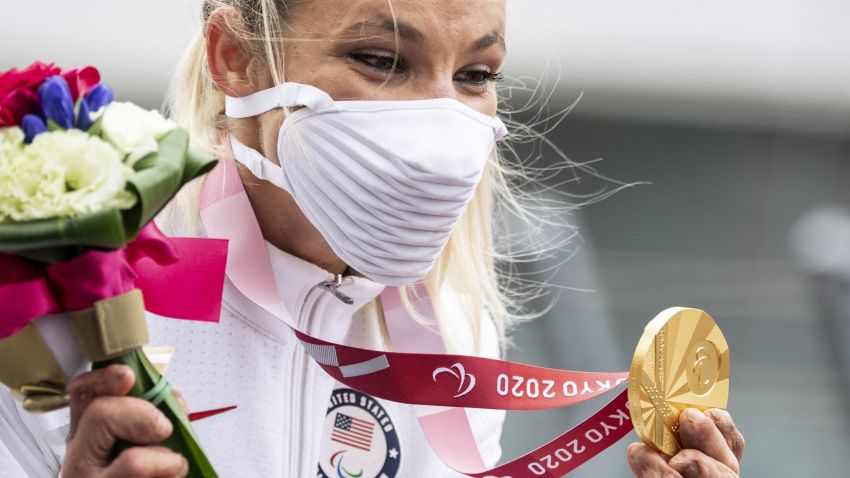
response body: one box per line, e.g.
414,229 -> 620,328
224,82 -> 508,286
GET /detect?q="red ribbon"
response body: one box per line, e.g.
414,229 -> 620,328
0,223 -> 228,339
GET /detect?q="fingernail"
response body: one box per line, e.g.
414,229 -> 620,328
684,408 -> 703,423
156,414 -> 172,435
708,408 -> 730,420
113,366 -> 131,383
669,456 -> 694,475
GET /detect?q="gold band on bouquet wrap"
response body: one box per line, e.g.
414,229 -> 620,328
0,323 -> 68,411
0,289 -> 151,412
68,289 -> 149,361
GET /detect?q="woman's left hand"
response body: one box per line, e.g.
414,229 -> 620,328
627,408 -> 745,477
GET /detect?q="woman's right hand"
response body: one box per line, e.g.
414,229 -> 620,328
61,364 -> 189,478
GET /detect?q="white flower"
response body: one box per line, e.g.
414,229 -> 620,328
100,101 -> 176,165
0,127 -> 24,155
0,130 -> 136,222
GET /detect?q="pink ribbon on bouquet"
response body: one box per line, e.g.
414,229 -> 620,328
200,156 -> 635,478
0,223 -> 228,338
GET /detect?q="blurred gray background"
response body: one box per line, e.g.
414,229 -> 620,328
4,1 -> 849,476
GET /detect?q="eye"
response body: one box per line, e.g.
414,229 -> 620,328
454,68 -> 504,90
348,51 -> 407,75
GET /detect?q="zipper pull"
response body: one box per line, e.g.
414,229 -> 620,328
319,274 -> 354,305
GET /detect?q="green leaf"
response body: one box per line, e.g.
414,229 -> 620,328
182,148 -> 217,186
0,207 -> 127,262
122,129 -> 188,239
73,98 -> 82,122
87,114 -> 104,137
46,119 -> 63,132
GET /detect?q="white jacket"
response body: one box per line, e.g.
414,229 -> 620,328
0,241 -> 505,477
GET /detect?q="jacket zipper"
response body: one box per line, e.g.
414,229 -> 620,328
289,274 -> 352,475
317,274 -> 354,304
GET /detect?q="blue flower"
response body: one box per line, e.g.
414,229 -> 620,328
85,84 -> 114,112
37,75 -> 75,130
77,83 -> 114,131
21,114 -> 47,143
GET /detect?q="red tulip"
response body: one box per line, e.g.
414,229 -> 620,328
61,66 -> 100,103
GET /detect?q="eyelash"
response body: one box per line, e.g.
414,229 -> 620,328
348,51 -> 503,88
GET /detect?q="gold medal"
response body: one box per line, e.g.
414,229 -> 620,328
628,307 -> 730,455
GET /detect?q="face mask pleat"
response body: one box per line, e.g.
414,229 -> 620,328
286,159 -> 462,240
282,119 -> 476,226
282,128 -> 471,230
232,134 -> 462,244
316,112 -> 491,186
294,114 -> 482,204
284,154 -> 457,258
289,183 -> 440,285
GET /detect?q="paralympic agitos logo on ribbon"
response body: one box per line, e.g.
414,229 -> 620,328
318,388 -> 401,478
433,363 -> 476,397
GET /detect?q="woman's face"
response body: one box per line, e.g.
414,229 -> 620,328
257,0 -> 507,164
211,0 -> 506,273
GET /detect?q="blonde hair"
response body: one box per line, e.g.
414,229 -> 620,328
162,0 -> 634,355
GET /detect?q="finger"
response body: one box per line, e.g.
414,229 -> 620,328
67,365 -> 135,441
101,446 -> 188,478
678,408 -> 739,473
669,448 -> 737,478
74,396 -> 172,464
707,408 -> 745,462
172,389 -> 189,414
627,442 -> 683,478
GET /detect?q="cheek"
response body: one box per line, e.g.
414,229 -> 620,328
259,110 -> 285,165
482,97 -> 499,117
468,92 -> 499,117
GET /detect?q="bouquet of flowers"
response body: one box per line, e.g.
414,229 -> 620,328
0,62 -> 226,477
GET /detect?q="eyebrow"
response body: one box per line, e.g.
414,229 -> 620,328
473,31 -> 506,54
340,16 -> 506,54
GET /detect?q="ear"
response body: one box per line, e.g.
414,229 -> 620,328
206,7 -> 264,98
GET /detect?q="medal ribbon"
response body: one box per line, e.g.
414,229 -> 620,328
199,158 -> 633,477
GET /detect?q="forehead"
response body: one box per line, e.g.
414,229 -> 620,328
296,0 -> 506,43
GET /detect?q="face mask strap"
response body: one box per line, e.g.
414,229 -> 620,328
228,135 -> 291,192
224,82 -> 337,119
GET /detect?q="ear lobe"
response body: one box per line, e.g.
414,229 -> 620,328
206,7 -> 257,98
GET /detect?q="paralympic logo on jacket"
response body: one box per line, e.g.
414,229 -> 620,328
318,388 -> 401,478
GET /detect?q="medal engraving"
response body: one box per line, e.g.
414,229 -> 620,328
686,340 -> 720,396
